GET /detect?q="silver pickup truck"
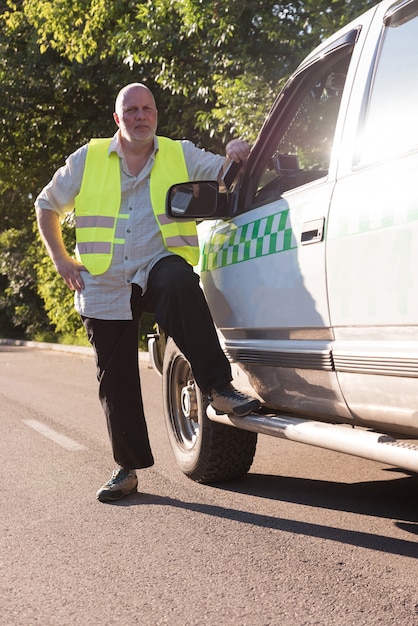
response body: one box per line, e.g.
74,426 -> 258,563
150,0 -> 418,483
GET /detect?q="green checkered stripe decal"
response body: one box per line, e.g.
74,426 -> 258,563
201,209 -> 296,271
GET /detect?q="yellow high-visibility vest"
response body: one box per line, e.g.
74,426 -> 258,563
74,136 -> 199,275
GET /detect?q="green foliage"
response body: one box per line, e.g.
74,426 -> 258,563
0,225 -> 50,337
17,0 -> 375,149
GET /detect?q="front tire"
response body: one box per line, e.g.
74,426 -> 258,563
162,338 -> 257,483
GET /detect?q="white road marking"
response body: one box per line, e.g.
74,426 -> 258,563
22,419 -> 86,451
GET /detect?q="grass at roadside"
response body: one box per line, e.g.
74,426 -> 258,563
33,331 -> 91,347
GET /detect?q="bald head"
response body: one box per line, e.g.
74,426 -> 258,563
114,83 -> 156,116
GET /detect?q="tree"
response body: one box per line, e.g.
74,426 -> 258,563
20,0 -> 375,146
0,225 -> 48,337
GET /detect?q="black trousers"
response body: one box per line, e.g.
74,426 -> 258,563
82,255 -> 232,469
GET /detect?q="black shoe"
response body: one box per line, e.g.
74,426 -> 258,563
208,383 -> 261,417
96,468 -> 138,502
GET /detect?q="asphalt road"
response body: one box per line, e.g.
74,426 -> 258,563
1,344 -> 418,626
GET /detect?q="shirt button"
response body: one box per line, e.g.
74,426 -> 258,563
129,207 -> 133,211
124,256 -> 128,260
127,279 -> 131,284
127,229 -> 131,233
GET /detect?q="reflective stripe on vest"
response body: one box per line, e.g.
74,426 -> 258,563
75,137 -> 199,275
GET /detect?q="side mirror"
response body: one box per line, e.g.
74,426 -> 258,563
166,181 -> 228,220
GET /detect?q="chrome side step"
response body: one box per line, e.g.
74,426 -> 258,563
207,406 -> 418,473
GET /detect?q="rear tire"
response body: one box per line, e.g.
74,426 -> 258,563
162,338 -> 257,483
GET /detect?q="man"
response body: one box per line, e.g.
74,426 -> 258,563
35,82 -> 260,502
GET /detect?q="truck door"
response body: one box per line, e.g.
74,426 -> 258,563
200,29 -> 360,419
327,0 -> 418,434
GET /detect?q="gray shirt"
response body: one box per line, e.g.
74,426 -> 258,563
35,132 -> 224,319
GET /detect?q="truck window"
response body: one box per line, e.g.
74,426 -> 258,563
252,52 -> 352,207
356,0 -> 418,164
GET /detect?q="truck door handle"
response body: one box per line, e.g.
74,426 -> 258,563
301,217 -> 325,245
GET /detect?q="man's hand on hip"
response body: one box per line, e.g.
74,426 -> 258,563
54,255 -> 86,292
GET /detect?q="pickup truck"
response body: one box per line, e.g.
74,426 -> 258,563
149,0 -> 418,483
